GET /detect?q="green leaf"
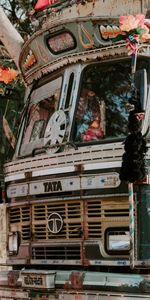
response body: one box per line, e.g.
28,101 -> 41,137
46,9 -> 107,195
113,34 -> 127,42
135,27 -> 147,35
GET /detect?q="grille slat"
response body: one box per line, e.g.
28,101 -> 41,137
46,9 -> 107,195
33,201 -> 83,240
9,206 -> 31,240
32,245 -> 80,260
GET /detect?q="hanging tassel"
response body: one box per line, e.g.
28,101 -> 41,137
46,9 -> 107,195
120,100 -> 147,183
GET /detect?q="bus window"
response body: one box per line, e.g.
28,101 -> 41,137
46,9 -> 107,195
65,72 -> 74,109
19,76 -> 62,156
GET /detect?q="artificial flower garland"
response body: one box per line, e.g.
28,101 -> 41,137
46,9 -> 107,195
115,14 -> 150,54
119,14 -> 149,182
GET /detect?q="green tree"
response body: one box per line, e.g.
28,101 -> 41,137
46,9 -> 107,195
0,0 -> 34,36
0,1 -> 34,181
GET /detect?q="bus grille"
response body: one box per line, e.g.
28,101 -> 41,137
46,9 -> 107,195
9,197 -> 129,243
32,244 -> 81,260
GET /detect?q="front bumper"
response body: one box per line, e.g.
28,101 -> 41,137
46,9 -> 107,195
0,269 -> 150,299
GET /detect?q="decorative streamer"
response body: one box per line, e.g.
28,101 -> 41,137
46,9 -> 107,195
116,14 -> 150,269
128,182 -> 135,269
119,14 -> 149,183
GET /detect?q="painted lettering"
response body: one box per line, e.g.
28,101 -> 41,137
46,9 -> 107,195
43,181 -> 62,193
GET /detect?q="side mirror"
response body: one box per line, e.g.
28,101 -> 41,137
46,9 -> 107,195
134,69 -> 150,136
134,69 -> 147,111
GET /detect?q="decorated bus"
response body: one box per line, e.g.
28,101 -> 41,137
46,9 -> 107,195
0,0 -> 150,299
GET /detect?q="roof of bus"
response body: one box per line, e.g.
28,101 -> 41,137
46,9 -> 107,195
19,0 -> 150,85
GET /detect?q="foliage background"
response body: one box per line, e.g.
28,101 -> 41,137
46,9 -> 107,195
0,0 -> 34,181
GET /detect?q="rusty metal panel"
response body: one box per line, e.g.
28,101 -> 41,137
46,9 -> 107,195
0,288 -> 29,299
30,293 -> 56,300
58,293 -> 150,300
0,205 -> 7,268
49,0 -> 148,21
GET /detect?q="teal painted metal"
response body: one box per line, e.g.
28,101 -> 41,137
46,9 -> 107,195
20,269 -> 150,294
137,184 -> 150,261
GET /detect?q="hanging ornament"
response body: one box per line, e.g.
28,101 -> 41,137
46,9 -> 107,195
114,14 -> 150,54
116,14 -> 150,183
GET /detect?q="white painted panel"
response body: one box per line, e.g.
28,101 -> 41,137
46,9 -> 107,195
7,184 -> 28,198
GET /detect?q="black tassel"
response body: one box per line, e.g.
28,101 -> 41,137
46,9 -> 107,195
120,98 -> 147,183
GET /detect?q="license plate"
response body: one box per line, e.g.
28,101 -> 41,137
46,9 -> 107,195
24,275 -> 43,286
21,271 -> 55,289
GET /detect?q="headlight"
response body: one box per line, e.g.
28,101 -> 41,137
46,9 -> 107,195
8,232 -> 19,255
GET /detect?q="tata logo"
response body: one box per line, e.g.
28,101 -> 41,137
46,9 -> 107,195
47,212 -> 63,234
43,181 -> 62,193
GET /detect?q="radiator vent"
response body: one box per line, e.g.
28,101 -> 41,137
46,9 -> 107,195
9,197 -> 129,243
9,206 -> 31,241
32,245 -> 80,260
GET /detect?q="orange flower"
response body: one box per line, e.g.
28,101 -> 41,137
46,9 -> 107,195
0,66 -> 17,84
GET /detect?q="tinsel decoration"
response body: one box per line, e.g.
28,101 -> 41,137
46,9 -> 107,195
119,89 -> 147,183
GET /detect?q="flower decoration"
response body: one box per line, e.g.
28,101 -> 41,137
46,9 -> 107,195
115,14 -> 150,54
0,66 -> 17,84
118,15 -> 149,183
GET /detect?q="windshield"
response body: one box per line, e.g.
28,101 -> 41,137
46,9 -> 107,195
18,58 -> 149,157
73,59 -> 149,144
19,76 -> 62,156
73,61 -> 131,143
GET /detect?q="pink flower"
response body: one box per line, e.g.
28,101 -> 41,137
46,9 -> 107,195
117,14 -> 150,55
140,24 -> 150,41
135,14 -> 145,27
119,14 -> 145,32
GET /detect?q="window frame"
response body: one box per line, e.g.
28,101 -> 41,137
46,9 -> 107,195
71,59 -> 146,146
18,73 -> 63,157
105,226 -> 130,256
46,30 -> 77,55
